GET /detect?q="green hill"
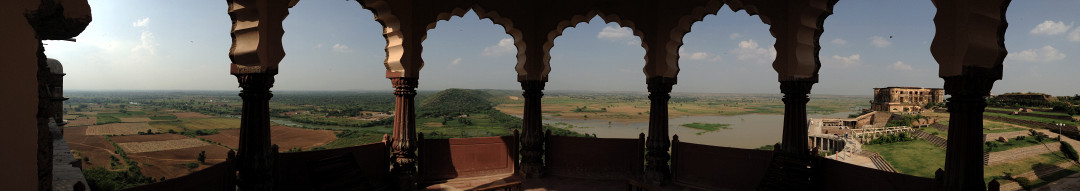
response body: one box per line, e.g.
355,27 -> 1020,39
418,88 -> 494,117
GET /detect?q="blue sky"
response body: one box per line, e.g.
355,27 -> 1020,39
44,0 -> 1079,96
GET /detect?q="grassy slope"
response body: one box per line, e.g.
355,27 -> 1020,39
984,152 -> 1071,183
862,139 -> 946,178
984,112 -> 1080,126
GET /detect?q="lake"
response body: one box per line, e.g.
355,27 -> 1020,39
539,112 -> 852,149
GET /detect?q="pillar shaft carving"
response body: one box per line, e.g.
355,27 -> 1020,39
931,0 -> 1010,189
389,77 -> 419,190
520,80 -> 546,178
780,81 -> 813,155
235,73 -> 275,191
645,77 -> 675,185
941,69 -> 996,191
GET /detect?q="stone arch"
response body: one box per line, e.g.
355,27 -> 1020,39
536,10 -> 601,81
355,0 -> 476,78
594,0 -> 724,80
722,0 -> 838,82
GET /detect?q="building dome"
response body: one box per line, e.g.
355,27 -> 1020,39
46,58 -> 64,74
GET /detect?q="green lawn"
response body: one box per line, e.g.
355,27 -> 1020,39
927,120 -> 1027,138
681,122 -> 731,135
985,137 -> 1056,153
983,121 -> 1028,134
984,112 -> 1080,126
987,107 -> 1071,117
862,139 -> 946,178
983,152 -> 1073,183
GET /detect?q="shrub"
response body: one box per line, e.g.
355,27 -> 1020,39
1062,141 -> 1079,162
185,162 -> 200,170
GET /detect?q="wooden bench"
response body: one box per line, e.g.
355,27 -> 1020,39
417,132 -> 522,190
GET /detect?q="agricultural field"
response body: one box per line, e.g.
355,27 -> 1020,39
199,126 -> 337,151
85,123 -> 156,135
495,93 -> 869,123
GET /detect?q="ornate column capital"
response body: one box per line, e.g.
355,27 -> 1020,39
236,74 -> 275,89
779,81 -> 814,96
390,77 -> 418,96
646,77 -> 676,94
520,80 -> 546,95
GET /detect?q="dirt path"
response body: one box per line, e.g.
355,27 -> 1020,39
988,142 -> 1061,166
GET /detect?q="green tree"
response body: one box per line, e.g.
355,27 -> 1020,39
197,150 -> 207,164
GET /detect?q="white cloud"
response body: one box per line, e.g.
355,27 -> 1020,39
730,39 -> 776,64
729,33 -> 742,40
131,31 -> 157,55
332,43 -> 353,53
684,51 -> 722,62
830,54 -> 861,68
451,57 -> 462,65
831,38 -> 846,45
597,26 -> 638,45
870,36 -> 891,48
1030,20 -> 1072,35
690,52 -> 709,60
132,17 -> 150,27
891,61 -> 912,71
1069,28 -> 1080,42
1007,46 -> 1066,62
598,26 -> 633,40
482,38 -> 516,57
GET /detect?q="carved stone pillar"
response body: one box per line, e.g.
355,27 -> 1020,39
389,77 -> 418,190
235,73 -> 275,191
942,71 -> 995,191
645,77 -> 675,185
780,81 -> 813,155
520,80 -> 546,178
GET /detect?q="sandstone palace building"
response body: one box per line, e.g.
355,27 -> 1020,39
871,87 -> 945,113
